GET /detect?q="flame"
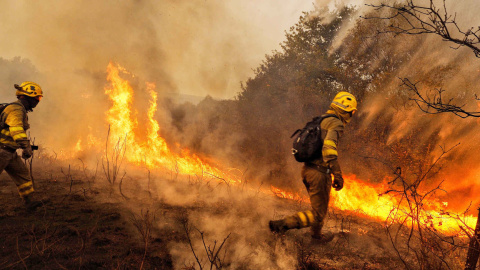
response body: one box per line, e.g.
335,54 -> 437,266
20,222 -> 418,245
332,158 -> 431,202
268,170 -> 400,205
87,126 -> 101,147
271,174 -> 477,235
104,62 -> 241,184
271,186 -> 309,203
74,139 -> 83,152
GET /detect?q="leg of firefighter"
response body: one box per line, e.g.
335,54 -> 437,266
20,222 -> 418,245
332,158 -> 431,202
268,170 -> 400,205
301,165 -> 332,239
5,153 -> 41,210
269,165 -> 330,234
0,149 -> 13,179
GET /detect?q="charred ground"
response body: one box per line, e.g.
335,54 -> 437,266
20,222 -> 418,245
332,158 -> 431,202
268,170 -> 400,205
0,166 -> 173,269
0,157 -> 471,269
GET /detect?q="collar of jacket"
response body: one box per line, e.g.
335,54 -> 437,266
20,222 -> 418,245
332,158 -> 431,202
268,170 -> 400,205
13,99 -> 28,112
326,107 -> 351,124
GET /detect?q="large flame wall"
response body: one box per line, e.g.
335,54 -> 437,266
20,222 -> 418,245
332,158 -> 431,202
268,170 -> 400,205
105,62 -> 241,184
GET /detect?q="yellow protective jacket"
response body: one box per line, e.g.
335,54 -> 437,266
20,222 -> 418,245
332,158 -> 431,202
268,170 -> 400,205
0,100 -> 30,149
310,114 -> 344,177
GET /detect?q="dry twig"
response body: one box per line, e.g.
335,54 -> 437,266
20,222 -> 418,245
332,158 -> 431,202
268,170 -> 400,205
400,78 -> 480,118
131,209 -> 155,270
363,0 -> 480,57
102,125 -> 127,186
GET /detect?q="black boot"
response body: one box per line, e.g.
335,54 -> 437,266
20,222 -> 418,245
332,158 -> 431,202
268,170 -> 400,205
23,195 -> 42,212
311,231 -> 334,244
269,219 -> 288,233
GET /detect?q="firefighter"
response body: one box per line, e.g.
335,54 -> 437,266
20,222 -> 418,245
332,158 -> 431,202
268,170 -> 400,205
0,81 -> 43,211
269,91 -> 357,243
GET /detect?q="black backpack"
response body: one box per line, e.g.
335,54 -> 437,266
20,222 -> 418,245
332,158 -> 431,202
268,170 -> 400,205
0,103 -> 10,113
290,114 -> 338,162
0,103 -> 11,128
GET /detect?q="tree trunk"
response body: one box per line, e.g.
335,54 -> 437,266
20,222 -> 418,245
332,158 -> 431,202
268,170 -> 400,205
465,207 -> 480,270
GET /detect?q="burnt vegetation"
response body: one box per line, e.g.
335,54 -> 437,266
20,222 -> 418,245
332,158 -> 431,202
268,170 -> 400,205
366,144 -> 471,269
0,145 -> 175,269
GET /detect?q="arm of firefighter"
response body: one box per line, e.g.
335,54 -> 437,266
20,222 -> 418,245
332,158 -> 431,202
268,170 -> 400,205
322,119 -> 344,163
322,118 -> 344,191
5,107 -> 30,148
329,159 -> 344,191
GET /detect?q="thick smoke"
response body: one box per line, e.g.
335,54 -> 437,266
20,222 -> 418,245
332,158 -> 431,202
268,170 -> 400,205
160,0 -> 480,213
0,0 -> 315,98
337,0 -> 480,211
157,0 -> 480,213
0,0 -> 318,155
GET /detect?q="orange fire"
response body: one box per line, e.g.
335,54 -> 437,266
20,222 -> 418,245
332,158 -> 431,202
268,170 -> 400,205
73,62 -> 475,237
271,174 -> 477,235
104,62 -> 241,184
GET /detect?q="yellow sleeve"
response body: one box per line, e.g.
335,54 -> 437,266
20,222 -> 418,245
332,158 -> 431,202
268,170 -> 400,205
321,117 -> 344,163
4,105 -> 25,128
4,106 -> 29,146
9,126 -> 28,141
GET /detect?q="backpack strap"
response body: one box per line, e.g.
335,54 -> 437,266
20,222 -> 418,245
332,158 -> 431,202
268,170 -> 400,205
290,114 -> 339,138
321,114 -> 339,121
290,129 -> 302,138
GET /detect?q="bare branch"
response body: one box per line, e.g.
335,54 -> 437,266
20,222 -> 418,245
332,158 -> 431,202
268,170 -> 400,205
400,78 -> 480,118
364,143 -> 468,268
183,219 -> 204,270
363,0 -> 480,57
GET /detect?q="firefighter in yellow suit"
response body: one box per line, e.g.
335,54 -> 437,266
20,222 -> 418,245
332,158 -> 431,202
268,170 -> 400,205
269,92 -> 357,243
0,81 -> 43,210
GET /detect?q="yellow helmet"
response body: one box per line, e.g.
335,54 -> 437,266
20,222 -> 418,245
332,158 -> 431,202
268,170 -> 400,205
15,81 -> 43,99
331,91 -> 357,113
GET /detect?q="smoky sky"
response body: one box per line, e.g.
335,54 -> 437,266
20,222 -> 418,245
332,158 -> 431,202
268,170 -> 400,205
0,0 -> 318,99
0,0 -> 359,154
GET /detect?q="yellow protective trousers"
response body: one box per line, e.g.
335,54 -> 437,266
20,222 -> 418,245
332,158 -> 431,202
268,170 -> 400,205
283,164 -> 332,237
0,148 -> 33,198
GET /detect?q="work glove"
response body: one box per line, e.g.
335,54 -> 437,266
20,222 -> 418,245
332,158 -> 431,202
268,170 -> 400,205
329,159 -> 344,191
22,144 -> 33,159
332,175 -> 344,191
